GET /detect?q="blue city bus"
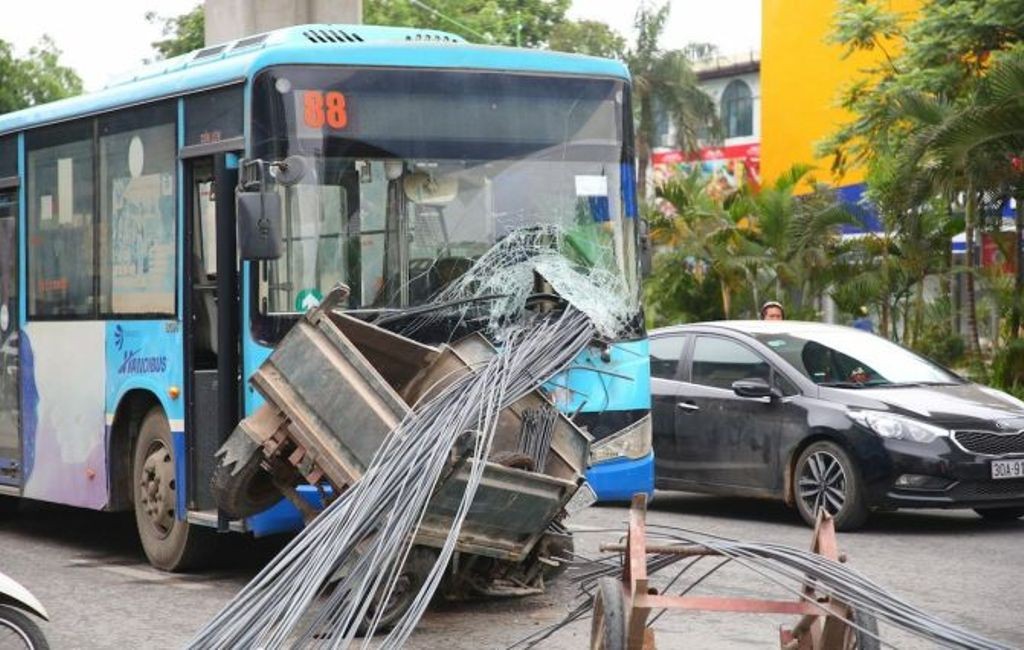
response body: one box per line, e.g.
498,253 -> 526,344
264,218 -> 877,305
0,24 -> 652,571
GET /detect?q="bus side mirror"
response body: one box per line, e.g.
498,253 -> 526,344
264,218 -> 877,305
237,190 -> 283,260
640,218 -> 653,277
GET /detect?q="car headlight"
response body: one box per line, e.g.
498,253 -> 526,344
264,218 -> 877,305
589,415 -> 652,465
849,410 -> 949,443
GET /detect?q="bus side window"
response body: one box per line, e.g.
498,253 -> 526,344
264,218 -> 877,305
26,120 -> 95,319
98,102 -> 177,317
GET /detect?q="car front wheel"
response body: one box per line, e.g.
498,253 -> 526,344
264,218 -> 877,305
793,441 -> 869,531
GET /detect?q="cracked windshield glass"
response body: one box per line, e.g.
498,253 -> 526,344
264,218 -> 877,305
250,66 -> 638,328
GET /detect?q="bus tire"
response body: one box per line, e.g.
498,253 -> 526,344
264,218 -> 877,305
210,426 -> 282,519
133,406 -> 215,572
0,494 -> 19,516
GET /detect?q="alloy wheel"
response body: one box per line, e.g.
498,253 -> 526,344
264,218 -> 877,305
798,450 -> 847,517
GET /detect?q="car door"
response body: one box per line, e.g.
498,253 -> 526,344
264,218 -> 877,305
649,333 -> 690,484
676,335 -> 787,492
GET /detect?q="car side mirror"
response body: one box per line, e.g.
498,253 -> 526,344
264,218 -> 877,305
732,377 -> 780,399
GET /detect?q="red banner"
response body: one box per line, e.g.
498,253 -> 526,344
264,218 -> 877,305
652,142 -> 761,193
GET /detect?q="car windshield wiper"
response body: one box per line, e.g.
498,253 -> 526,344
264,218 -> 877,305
818,381 -> 869,388
874,381 -> 962,388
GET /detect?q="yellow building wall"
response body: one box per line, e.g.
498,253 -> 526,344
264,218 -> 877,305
760,0 -> 919,189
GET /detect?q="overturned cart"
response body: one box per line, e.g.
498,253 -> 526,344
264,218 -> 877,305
212,287 -> 593,619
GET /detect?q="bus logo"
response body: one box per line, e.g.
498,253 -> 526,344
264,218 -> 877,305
117,350 -> 168,375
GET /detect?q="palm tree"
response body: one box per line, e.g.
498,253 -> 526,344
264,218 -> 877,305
919,53 -> 1024,339
749,165 -> 855,318
893,54 -> 1024,351
626,2 -> 717,192
651,169 -> 760,318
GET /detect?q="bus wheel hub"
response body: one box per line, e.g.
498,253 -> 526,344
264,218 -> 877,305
139,445 -> 175,535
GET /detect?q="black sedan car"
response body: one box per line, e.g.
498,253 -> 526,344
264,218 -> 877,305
651,321 -> 1024,530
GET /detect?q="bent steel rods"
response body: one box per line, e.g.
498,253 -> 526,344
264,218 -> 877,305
641,525 -> 1010,650
189,308 -> 595,650
512,524 -> 1011,650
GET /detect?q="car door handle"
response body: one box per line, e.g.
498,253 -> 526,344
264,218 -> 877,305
676,401 -> 700,412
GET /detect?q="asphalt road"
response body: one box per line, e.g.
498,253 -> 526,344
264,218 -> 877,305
1,492 -> 1021,649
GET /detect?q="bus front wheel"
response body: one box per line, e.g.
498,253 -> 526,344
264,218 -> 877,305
132,406 -> 214,571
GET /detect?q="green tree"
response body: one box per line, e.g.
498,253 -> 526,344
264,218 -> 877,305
938,53 -> 1024,338
627,2 -> 717,191
147,4 -> 204,59
650,169 -> 761,318
0,37 -> 82,114
643,248 -> 725,327
896,53 -> 1024,344
824,0 -> 1024,174
825,0 -> 1024,357
644,161 -> 857,324
364,0 -> 570,47
748,165 -> 856,319
548,20 -> 625,59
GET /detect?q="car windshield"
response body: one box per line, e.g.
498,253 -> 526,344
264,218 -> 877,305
752,328 -> 962,387
250,66 -> 638,317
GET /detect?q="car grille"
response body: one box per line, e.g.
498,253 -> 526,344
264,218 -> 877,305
949,479 -> 1024,500
952,430 -> 1024,456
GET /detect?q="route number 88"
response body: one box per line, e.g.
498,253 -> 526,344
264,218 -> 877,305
303,91 -> 348,129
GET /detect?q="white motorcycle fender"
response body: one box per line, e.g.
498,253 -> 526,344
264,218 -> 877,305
0,570 -> 48,620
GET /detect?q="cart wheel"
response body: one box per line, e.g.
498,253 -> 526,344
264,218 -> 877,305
357,545 -> 439,636
210,426 -> 282,519
590,577 -> 626,650
841,609 -> 881,650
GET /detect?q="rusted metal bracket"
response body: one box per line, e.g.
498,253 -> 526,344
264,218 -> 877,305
594,495 -> 864,650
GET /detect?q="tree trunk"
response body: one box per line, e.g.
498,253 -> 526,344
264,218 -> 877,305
965,188 -> 983,357
1012,192 -> 1024,340
721,282 -> 732,319
749,266 -> 759,318
881,230 -> 892,338
911,281 -> 925,347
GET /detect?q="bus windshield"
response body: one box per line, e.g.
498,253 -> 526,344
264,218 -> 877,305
250,66 -> 637,323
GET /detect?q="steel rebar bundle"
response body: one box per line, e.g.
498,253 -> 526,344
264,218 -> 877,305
512,524 -> 1013,650
188,308 -> 596,650
517,407 -> 558,470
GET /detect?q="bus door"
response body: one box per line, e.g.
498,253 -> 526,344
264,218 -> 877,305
0,186 -> 19,488
183,154 -> 240,511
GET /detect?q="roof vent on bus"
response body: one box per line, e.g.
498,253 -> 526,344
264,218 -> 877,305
303,28 -> 365,44
232,33 -> 269,51
193,44 -> 228,60
404,32 -> 458,43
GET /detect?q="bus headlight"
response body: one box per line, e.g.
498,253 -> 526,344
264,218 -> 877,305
589,414 -> 652,465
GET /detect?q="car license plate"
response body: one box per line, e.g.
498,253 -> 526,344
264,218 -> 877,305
991,458 -> 1024,480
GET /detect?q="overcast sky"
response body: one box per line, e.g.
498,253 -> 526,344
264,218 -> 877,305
0,0 -> 761,92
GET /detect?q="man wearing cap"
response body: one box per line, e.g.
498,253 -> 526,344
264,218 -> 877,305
760,301 -> 784,321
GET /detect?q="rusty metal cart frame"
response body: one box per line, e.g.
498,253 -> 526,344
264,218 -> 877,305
592,495 -> 875,650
